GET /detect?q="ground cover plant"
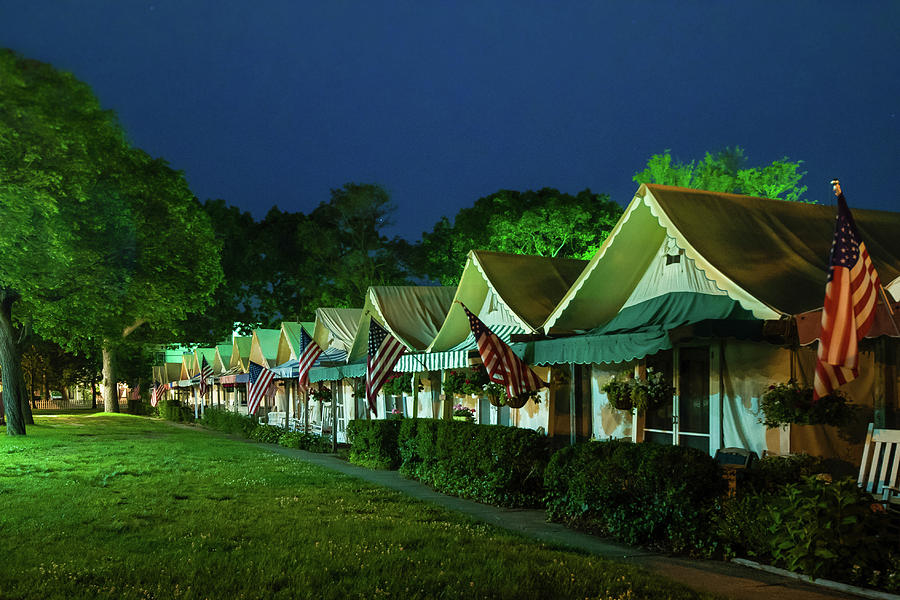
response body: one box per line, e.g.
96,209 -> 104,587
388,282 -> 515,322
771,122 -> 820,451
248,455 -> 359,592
0,414 -> 716,600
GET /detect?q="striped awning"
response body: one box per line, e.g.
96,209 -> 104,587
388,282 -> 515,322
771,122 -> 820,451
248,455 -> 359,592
271,347 -> 348,379
309,361 -> 366,383
394,325 -> 523,372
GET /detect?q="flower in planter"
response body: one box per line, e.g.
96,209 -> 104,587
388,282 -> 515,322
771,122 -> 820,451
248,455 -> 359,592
452,404 -> 475,420
601,369 -> 673,413
601,372 -> 635,411
759,379 -> 856,428
309,387 -> 332,403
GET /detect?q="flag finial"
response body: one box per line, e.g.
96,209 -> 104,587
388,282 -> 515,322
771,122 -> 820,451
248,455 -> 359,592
831,179 -> 841,197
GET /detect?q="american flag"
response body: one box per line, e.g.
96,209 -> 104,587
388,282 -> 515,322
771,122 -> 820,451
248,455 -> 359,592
248,361 -> 276,416
151,381 -> 169,407
297,328 -> 323,390
366,319 -> 406,417
813,188 -> 882,401
199,356 -> 213,398
461,303 -> 545,400
129,383 -> 141,401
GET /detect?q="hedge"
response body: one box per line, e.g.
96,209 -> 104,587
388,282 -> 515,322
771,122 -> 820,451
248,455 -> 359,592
544,439 -> 726,553
158,399 -> 195,423
199,407 -> 332,453
398,419 -> 558,508
346,419 -> 403,469
199,407 -> 257,437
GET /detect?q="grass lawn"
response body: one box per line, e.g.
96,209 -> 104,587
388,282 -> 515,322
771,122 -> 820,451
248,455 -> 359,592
0,414 -> 717,599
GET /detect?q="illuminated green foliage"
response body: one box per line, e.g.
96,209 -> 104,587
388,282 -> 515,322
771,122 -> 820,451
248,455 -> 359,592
633,147 -> 810,202
0,49 -> 223,424
414,188 -> 622,285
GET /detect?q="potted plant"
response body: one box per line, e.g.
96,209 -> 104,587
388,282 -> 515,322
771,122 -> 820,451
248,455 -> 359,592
482,381 -> 507,407
452,404 -> 475,422
443,367 -> 488,398
309,386 -> 332,403
387,407 -> 404,420
601,369 -> 674,413
759,379 -> 855,428
630,368 -> 674,413
381,372 -> 422,398
601,372 -> 635,411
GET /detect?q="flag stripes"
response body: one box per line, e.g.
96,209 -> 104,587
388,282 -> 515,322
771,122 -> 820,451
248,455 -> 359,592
460,303 -> 544,400
199,356 -> 213,398
297,328 -> 324,389
248,361 -> 276,416
366,319 -> 406,417
151,381 -> 169,407
814,190 -> 882,401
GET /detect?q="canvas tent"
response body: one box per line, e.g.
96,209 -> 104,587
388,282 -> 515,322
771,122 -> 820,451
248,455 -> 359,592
524,184 -> 900,459
392,250 -> 588,373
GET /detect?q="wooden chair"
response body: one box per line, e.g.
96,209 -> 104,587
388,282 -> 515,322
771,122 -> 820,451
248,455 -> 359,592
858,423 -> 900,502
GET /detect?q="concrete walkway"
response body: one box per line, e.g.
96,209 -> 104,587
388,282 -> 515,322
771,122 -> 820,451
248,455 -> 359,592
248,442 -> 866,600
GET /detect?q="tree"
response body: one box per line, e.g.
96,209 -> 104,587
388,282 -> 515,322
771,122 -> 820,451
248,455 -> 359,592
175,199 -> 261,344
88,150 -> 223,413
297,183 -> 410,311
0,50 -> 223,429
633,147 -> 809,202
412,188 -> 622,286
0,50 -> 136,433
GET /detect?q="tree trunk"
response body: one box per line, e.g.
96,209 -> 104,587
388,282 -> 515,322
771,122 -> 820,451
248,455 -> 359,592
102,340 -> 120,413
0,289 -> 26,435
19,367 -> 34,424
91,379 -> 97,410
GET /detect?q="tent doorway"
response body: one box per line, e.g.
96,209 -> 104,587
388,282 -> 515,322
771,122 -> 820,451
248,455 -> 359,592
643,346 -> 713,454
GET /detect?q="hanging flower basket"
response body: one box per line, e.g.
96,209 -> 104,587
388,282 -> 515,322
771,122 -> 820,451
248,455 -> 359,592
759,380 -> 856,428
505,390 -> 540,409
381,372 -> 423,398
309,387 -> 332,403
602,373 -> 634,411
602,369 -> 673,413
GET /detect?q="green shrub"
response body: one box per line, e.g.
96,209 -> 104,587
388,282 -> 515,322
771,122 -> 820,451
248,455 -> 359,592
199,407 -> 257,437
544,440 -> 726,553
741,453 -> 827,494
250,424 -> 283,444
766,476 -> 887,582
158,399 -> 195,423
346,419 -> 402,469
127,400 -> 156,416
398,419 -> 557,508
278,430 -> 331,453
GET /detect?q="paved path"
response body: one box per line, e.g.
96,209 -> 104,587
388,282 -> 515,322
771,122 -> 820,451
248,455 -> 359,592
244,442 -> 869,600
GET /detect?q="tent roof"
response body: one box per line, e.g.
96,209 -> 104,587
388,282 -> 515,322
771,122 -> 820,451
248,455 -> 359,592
428,250 -> 588,351
250,328 -> 281,367
545,184 -> 900,332
230,336 -> 252,371
348,286 -> 456,361
279,321 -> 315,357
193,348 -> 217,372
213,343 -> 233,373
313,307 -> 363,354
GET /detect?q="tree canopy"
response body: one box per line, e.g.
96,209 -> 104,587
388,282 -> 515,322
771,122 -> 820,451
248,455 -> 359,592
411,188 -> 622,286
633,147 -> 809,202
0,49 -> 222,429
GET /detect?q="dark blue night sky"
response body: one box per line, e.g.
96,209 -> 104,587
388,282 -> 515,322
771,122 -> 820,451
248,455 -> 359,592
2,2 -> 898,238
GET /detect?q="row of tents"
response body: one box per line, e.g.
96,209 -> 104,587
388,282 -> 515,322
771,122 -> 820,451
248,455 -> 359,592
152,184 -> 900,467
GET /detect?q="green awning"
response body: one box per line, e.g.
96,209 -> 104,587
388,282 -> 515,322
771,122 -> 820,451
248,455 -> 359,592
309,361 -> 366,383
527,292 -> 758,366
